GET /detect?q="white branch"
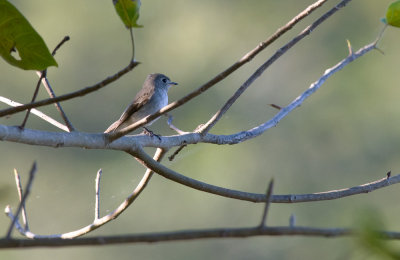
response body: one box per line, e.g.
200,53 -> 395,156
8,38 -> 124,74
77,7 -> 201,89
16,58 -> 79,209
0,96 -> 69,132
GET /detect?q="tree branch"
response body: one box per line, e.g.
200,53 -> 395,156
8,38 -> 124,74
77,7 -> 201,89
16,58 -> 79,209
0,225 -> 399,248
4,149 -> 166,239
0,60 -> 140,117
201,40 -> 378,144
20,74 -> 44,128
37,36 -> 75,132
0,96 -> 69,132
5,162 -> 37,238
259,179 -> 274,228
36,71 -> 75,132
130,145 -> 400,203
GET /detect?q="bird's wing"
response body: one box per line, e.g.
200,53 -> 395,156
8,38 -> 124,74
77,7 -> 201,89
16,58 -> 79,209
104,86 -> 155,133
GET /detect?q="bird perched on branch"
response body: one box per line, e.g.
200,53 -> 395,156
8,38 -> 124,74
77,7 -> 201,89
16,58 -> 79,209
104,73 -> 178,136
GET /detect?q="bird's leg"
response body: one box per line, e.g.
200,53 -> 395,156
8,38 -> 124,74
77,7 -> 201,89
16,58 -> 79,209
143,127 -> 162,141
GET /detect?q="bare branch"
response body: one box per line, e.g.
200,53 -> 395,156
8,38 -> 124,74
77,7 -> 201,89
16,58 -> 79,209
130,146 -> 400,203
6,162 -> 37,238
13,169 -> 29,231
0,96 -> 69,132
202,40 -> 379,145
5,149 -> 166,239
198,0 -> 353,134
0,122 -> 398,204
20,74 -> 44,128
168,141 -> 187,161
105,0 -> 333,142
0,60 -> 140,117
36,35 -> 75,131
36,72 -> 75,132
0,225 -> 400,248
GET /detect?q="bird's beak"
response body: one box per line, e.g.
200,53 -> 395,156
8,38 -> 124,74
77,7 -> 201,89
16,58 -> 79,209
169,80 -> 178,86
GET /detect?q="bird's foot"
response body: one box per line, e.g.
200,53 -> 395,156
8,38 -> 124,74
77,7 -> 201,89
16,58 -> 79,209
143,127 -> 162,141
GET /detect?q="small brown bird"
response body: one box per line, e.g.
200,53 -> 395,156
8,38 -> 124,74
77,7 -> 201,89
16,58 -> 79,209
104,73 -> 178,134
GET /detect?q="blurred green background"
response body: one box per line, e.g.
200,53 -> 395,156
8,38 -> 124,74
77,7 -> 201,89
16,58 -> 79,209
1,0 -> 400,259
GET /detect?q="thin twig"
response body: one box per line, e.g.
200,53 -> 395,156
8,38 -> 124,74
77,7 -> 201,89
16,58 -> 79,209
6,162 -> 37,238
13,169 -> 29,231
168,141 -> 187,161
36,36 -> 75,131
95,169 -> 102,221
19,36 -> 70,128
259,179 -> 274,228
51,36 -> 70,56
198,0 -> 353,135
105,0 -> 332,142
0,60 -> 140,117
37,72 -> 75,131
20,74 -> 44,128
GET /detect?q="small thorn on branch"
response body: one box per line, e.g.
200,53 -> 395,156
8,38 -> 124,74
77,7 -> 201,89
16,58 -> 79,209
346,39 -> 353,56
269,104 -> 282,110
168,141 -> 187,161
258,179 -> 274,228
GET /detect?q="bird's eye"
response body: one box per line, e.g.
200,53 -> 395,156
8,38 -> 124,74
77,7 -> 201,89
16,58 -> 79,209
162,78 -> 168,83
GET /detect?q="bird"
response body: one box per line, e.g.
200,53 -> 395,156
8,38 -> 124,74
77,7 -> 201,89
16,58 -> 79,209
104,73 -> 178,136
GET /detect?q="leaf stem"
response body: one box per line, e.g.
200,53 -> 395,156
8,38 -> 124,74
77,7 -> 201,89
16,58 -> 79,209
129,28 -> 135,61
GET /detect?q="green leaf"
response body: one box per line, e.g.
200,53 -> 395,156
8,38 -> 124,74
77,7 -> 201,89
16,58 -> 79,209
0,0 -> 58,70
113,0 -> 143,28
386,0 -> 400,27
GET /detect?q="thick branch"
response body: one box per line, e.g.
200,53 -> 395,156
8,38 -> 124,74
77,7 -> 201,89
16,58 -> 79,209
0,124 -> 398,203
